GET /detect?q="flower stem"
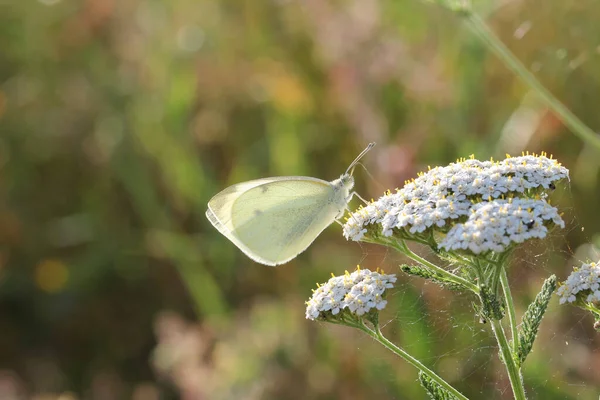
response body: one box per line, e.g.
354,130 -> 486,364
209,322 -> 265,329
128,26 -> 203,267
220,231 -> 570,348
359,322 -> 469,400
500,268 -> 519,354
583,302 -> 600,318
393,240 -> 480,293
461,11 -> 600,150
489,318 -> 527,400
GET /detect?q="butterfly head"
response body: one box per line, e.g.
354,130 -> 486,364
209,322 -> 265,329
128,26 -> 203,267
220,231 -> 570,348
339,173 -> 355,191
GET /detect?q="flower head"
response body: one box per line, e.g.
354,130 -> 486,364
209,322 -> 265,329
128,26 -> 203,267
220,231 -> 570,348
557,261 -> 600,305
306,267 -> 396,321
439,198 -> 564,255
343,154 -> 568,254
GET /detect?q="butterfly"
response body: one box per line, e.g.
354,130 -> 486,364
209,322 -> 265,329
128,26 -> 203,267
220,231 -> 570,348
206,143 -> 374,266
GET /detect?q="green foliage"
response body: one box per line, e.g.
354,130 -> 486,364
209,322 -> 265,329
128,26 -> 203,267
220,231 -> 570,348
400,263 -> 466,291
516,275 -> 557,366
478,284 -> 504,321
418,371 -> 460,400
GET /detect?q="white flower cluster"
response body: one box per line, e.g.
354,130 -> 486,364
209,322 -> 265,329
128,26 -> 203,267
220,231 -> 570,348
305,268 -> 396,320
343,154 -> 568,254
557,261 -> 600,304
439,198 -> 564,254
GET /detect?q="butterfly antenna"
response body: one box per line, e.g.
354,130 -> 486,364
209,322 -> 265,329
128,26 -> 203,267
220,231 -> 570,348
354,161 -> 386,193
346,142 -> 376,176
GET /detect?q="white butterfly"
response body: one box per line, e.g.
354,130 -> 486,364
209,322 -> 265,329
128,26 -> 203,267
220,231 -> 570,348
206,143 -> 374,266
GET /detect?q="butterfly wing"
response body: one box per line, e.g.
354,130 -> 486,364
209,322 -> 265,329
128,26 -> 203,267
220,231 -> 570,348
206,177 -> 343,266
206,177 -> 282,241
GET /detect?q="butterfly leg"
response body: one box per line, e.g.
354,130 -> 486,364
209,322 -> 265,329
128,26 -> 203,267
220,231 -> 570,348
336,191 -> 369,227
348,191 -> 370,205
335,209 -> 356,226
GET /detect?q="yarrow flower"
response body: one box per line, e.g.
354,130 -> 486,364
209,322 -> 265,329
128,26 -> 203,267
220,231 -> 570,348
439,198 -> 564,254
305,267 -> 396,321
343,153 -> 568,255
557,261 -> 600,305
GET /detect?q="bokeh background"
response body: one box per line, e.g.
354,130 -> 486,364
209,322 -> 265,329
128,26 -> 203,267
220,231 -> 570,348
1,0 -> 600,399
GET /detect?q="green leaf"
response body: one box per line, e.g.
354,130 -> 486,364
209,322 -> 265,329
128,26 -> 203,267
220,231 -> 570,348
479,284 -> 504,321
516,275 -> 557,366
418,372 -> 461,400
400,264 -> 465,291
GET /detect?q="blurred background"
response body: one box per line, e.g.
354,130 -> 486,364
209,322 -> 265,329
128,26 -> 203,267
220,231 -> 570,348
1,0 -> 600,399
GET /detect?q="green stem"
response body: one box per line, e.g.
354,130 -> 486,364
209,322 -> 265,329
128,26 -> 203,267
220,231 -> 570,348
583,302 -> 600,318
490,318 -> 527,400
359,322 -> 469,400
462,11 -> 600,150
393,240 -> 480,293
500,268 -> 519,354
